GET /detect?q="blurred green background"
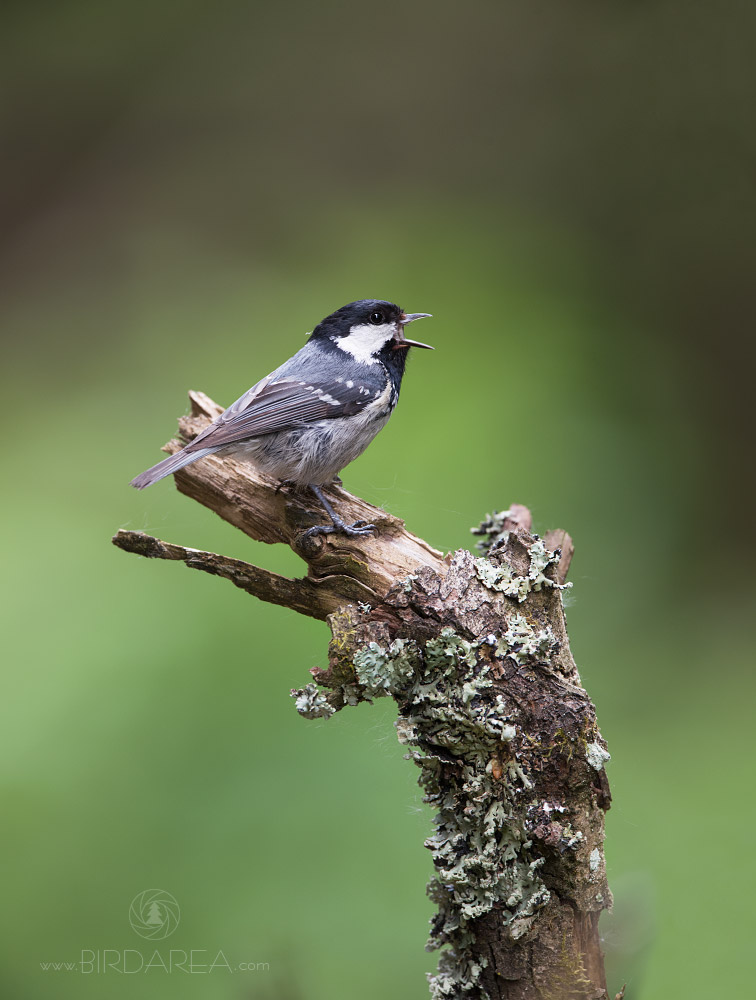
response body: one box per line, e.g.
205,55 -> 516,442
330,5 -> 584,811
2,1 -> 754,998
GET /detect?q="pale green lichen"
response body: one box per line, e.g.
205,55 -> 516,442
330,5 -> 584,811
589,848 -> 601,872
527,537 -> 559,589
431,950 -> 489,1000
425,628 -> 478,672
506,760 -> 534,791
496,613 -> 556,664
560,827 -> 584,850
474,537 -> 572,604
408,629 -> 552,998
474,556 -> 532,602
294,619 -> 566,999
585,742 -> 611,771
292,682 -> 335,720
353,638 -> 419,698
470,509 -> 515,554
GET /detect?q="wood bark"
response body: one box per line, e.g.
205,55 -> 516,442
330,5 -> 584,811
114,392 -> 615,999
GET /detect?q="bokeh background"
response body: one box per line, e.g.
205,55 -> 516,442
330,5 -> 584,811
2,2 -> 754,998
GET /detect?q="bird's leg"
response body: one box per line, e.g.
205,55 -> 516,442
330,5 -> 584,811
303,484 -> 376,538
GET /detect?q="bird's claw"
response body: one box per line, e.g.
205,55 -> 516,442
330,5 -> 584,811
342,521 -> 376,536
302,524 -> 333,539
303,520 -> 376,539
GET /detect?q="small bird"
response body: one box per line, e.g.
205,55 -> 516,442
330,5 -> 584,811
131,299 -> 433,537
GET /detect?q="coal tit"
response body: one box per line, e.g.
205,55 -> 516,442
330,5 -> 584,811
131,299 -> 433,537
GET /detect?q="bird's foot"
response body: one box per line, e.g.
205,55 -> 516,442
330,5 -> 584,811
303,518 -> 376,539
303,483 -> 375,538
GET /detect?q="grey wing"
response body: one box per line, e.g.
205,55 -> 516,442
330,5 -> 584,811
186,376 -> 379,452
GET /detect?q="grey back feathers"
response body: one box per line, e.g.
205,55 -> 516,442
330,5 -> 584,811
130,299 -> 426,492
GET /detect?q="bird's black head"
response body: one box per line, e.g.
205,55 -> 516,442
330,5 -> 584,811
310,299 -> 433,366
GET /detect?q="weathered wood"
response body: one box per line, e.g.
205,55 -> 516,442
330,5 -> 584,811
115,392 -> 614,1000
112,529 -> 341,620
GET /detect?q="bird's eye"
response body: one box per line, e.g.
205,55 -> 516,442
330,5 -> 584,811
369,311 -> 385,325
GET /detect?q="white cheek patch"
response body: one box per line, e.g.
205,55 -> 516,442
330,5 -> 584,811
335,322 -> 395,364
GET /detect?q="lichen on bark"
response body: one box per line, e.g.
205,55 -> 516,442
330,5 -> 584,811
292,518 -> 612,1000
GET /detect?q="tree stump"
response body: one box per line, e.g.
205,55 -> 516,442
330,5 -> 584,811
114,391 -> 614,999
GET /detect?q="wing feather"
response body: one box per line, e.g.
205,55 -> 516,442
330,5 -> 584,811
187,377 -> 378,452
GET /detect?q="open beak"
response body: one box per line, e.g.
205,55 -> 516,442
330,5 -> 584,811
392,312 -> 434,350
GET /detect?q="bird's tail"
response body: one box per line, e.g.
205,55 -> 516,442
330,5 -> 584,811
130,447 -> 215,489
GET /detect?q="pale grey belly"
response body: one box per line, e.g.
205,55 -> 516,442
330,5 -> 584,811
224,408 -> 393,485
